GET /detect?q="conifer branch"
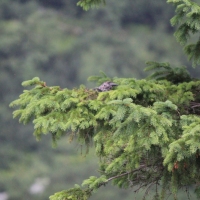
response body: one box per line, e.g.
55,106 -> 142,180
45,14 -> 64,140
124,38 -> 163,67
168,0 -> 200,66
10,74 -> 200,199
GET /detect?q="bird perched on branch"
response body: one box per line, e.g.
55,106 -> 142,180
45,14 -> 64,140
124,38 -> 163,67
94,81 -> 118,92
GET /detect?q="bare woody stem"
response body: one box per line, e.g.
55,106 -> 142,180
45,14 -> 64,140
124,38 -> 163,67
105,164 -> 147,183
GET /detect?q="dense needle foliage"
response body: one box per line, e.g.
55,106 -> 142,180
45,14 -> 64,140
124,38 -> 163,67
10,0 -> 200,199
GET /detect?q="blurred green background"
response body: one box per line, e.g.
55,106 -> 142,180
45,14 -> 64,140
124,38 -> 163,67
0,0 -> 199,199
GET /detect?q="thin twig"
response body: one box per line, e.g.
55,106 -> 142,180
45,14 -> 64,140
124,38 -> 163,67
105,164 -> 146,183
191,104 -> 200,108
142,181 -> 156,200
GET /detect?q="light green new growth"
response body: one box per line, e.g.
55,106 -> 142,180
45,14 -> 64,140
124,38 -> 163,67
10,71 -> 200,199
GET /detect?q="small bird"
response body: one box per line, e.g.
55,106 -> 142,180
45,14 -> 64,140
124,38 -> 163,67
94,81 -> 118,92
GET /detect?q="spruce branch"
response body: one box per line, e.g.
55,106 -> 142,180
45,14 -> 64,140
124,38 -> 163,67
10,75 -> 200,199
168,0 -> 200,66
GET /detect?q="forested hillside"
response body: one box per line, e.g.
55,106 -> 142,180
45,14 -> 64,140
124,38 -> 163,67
1,0 -> 199,199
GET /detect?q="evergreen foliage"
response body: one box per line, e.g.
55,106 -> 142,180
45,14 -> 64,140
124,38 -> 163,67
10,70 -> 200,199
9,0 -> 200,199
145,61 -> 192,83
168,0 -> 200,66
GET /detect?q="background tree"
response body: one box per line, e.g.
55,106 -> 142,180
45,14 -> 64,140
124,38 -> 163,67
9,0 -> 200,200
